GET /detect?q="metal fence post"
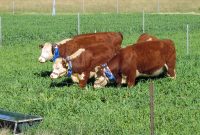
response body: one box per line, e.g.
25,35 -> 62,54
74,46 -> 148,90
149,81 -> 155,135
116,0 -> 119,14
82,0 -> 85,13
142,10 -> 145,33
186,24 -> 189,55
52,0 -> 56,16
12,0 -> 15,15
77,13 -> 80,34
157,0 -> 160,13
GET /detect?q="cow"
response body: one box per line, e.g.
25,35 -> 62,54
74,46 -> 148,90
136,33 -> 158,43
94,39 -> 176,88
38,32 -> 122,63
39,32 -> 123,84
50,43 -> 119,88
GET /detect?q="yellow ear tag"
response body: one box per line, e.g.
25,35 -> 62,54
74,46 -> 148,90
65,63 -> 68,68
74,73 -> 79,81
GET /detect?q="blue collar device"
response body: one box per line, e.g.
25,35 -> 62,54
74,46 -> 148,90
66,56 -> 73,77
102,64 -> 116,81
52,46 -> 60,62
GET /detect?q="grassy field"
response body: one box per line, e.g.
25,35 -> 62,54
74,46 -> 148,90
0,13 -> 200,134
0,0 -> 200,14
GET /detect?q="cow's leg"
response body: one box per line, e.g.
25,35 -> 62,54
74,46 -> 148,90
127,71 -> 136,88
115,74 -> 122,87
79,71 -> 90,88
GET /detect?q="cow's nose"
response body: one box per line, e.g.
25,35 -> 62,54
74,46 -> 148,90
50,74 -> 54,79
38,57 -> 45,63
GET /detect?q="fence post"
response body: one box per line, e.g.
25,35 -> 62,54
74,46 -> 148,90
77,13 -> 80,34
157,0 -> 160,13
82,0 -> 85,13
116,0 -> 119,14
186,24 -> 189,55
0,17 -> 2,47
52,0 -> 56,16
149,81 -> 155,135
142,10 -> 145,33
12,0 -> 15,15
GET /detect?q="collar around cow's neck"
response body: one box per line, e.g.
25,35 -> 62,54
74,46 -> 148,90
52,45 -> 60,62
66,56 -> 73,77
102,63 -> 116,81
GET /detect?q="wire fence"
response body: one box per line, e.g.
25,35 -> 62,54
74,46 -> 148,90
0,0 -> 200,14
1,12 -> 200,54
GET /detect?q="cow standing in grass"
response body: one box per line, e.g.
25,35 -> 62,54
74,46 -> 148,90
38,32 -> 123,83
94,39 -> 176,88
136,33 -> 158,43
38,32 -> 122,63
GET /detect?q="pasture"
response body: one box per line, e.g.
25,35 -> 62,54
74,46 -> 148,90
0,13 -> 200,134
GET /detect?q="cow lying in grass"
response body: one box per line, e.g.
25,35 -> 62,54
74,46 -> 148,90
50,43 -> 118,88
94,39 -> 176,88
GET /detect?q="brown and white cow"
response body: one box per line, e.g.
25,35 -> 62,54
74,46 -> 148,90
50,43 -> 119,88
38,32 -> 122,63
136,33 -> 158,43
94,39 -> 176,88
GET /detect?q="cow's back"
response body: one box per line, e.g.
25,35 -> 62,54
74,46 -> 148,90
58,32 -> 122,58
137,33 -> 158,43
74,32 -> 122,52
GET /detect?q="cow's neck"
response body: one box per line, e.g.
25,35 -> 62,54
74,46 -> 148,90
59,42 -> 78,58
107,55 -> 119,77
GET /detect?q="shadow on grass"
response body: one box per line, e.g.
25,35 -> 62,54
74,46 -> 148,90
49,77 -> 96,88
34,71 -> 52,78
49,73 -> 168,88
0,121 -> 19,134
105,73 -> 167,88
135,73 -> 167,83
0,120 -> 42,135
50,78 -> 74,88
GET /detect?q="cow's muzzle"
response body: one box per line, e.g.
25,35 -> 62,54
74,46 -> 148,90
38,56 -> 46,63
50,71 -> 67,79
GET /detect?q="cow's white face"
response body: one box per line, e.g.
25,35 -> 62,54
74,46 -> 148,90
38,43 -> 53,63
50,48 -> 86,80
50,58 -> 67,79
94,76 -> 108,88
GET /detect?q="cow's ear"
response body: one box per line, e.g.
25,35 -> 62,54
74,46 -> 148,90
39,44 -> 43,48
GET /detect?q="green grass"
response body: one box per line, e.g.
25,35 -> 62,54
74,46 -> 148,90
0,13 -> 200,134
